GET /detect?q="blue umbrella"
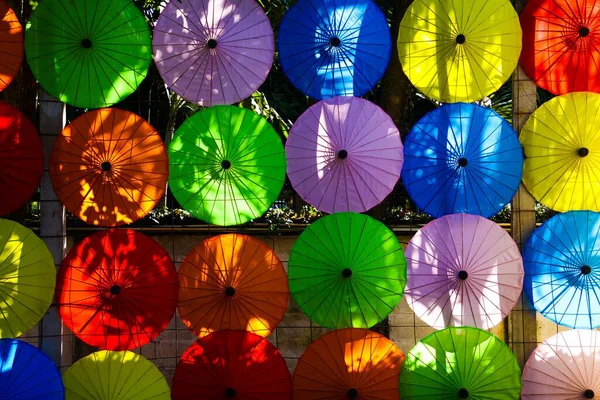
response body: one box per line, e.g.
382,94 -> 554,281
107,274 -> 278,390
402,103 -> 523,218
0,339 -> 63,399
277,0 -> 391,100
524,211 -> 600,329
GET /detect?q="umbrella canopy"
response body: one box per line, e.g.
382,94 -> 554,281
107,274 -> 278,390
398,0 -> 522,103
0,339 -> 63,399
403,102 -> 523,218
0,219 -> 55,338
172,330 -> 292,399
521,92 -> 600,212
289,212 -> 406,329
49,108 -> 168,226
523,210 -> 600,329
169,105 -> 285,226
153,0 -> 274,106
286,96 -> 403,214
0,1 -> 23,92
400,326 -> 522,399
520,0 -> 600,95
0,101 -> 43,216
56,229 -> 178,350
522,329 -> 600,399
278,0 -> 391,100
293,328 -> 405,400
25,0 -> 151,108
405,213 -> 524,330
178,233 -> 289,338
63,350 -> 170,399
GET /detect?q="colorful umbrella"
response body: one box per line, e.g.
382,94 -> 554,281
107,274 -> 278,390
293,328 -> 405,400
403,102 -> 523,218
56,229 -> 178,350
49,108 -> 168,226
286,96 -> 403,214
523,210 -> 600,329
521,92 -> 600,212
0,339 -> 63,399
278,0 -> 391,100
179,233 -> 288,338
522,329 -> 600,399
520,0 -> 600,95
63,350 -> 170,399
398,0 -> 522,103
0,219 -> 55,338
400,326 -> 522,399
0,1 -> 23,92
153,0 -> 274,106
405,213 -> 524,330
25,0 -> 151,108
172,330 -> 292,399
289,212 -> 406,329
0,101 -> 43,216
169,105 -> 285,226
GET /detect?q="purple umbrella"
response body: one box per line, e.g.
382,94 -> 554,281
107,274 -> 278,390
286,96 -> 402,214
153,0 -> 274,106
404,213 -> 524,330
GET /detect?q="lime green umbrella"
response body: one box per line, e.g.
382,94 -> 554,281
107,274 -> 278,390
24,0 -> 151,109
168,106 -> 286,226
288,212 -> 406,329
400,327 -> 522,399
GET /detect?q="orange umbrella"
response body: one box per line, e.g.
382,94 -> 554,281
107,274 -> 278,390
49,108 -> 168,226
293,328 -> 405,400
178,233 -> 289,338
0,0 -> 23,92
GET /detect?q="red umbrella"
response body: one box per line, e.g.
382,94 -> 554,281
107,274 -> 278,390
0,101 -> 43,216
56,229 -> 178,350
172,330 -> 292,399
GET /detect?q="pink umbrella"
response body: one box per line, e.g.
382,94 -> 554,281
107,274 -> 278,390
405,213 -> 523,330
153,0 -> 274,106
523,329 -> 600,399
286,96 -> 402,214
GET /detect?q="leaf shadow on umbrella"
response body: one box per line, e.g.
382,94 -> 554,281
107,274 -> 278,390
56,230 -> 178,350
50,109 -> 168,226
0,3 -> 22,91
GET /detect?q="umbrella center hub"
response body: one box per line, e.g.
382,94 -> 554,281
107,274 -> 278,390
222,160 -> 232,170
582,265 -> 592,275
579,147 -> 590,157
580,27 -> 591,37
101,162 -> 112,172
207,39 -> 218,49
81,38 -> 93,48
456,34 -> 466,44
458,270 -> 468,280
110,285 -> 121,295
338,149 -> 348,159
585,389 -> 595,398
330,37 -> 341,47
342,268 -> 353,278
225,387 -> 236,397
347,388 -> 359,398
458,157 -> 468,167
458,388 -> 469,398
225,286 -> 236,297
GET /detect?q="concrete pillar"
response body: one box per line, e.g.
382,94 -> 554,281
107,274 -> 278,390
37,89 -> 66,367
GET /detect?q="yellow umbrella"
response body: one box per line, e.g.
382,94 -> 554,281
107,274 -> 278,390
521,92 -> 600,212
398,0 -> 522,103
63,350 -> 170,399
0,219 -> 55,338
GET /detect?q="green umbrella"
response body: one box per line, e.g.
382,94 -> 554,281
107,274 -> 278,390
288,212 -> 406,329
400,327 -> 521,399
24,0 -> 151,109
168,106 -> 286,226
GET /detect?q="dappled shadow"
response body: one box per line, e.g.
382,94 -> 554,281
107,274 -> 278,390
0,1 -> 23,92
